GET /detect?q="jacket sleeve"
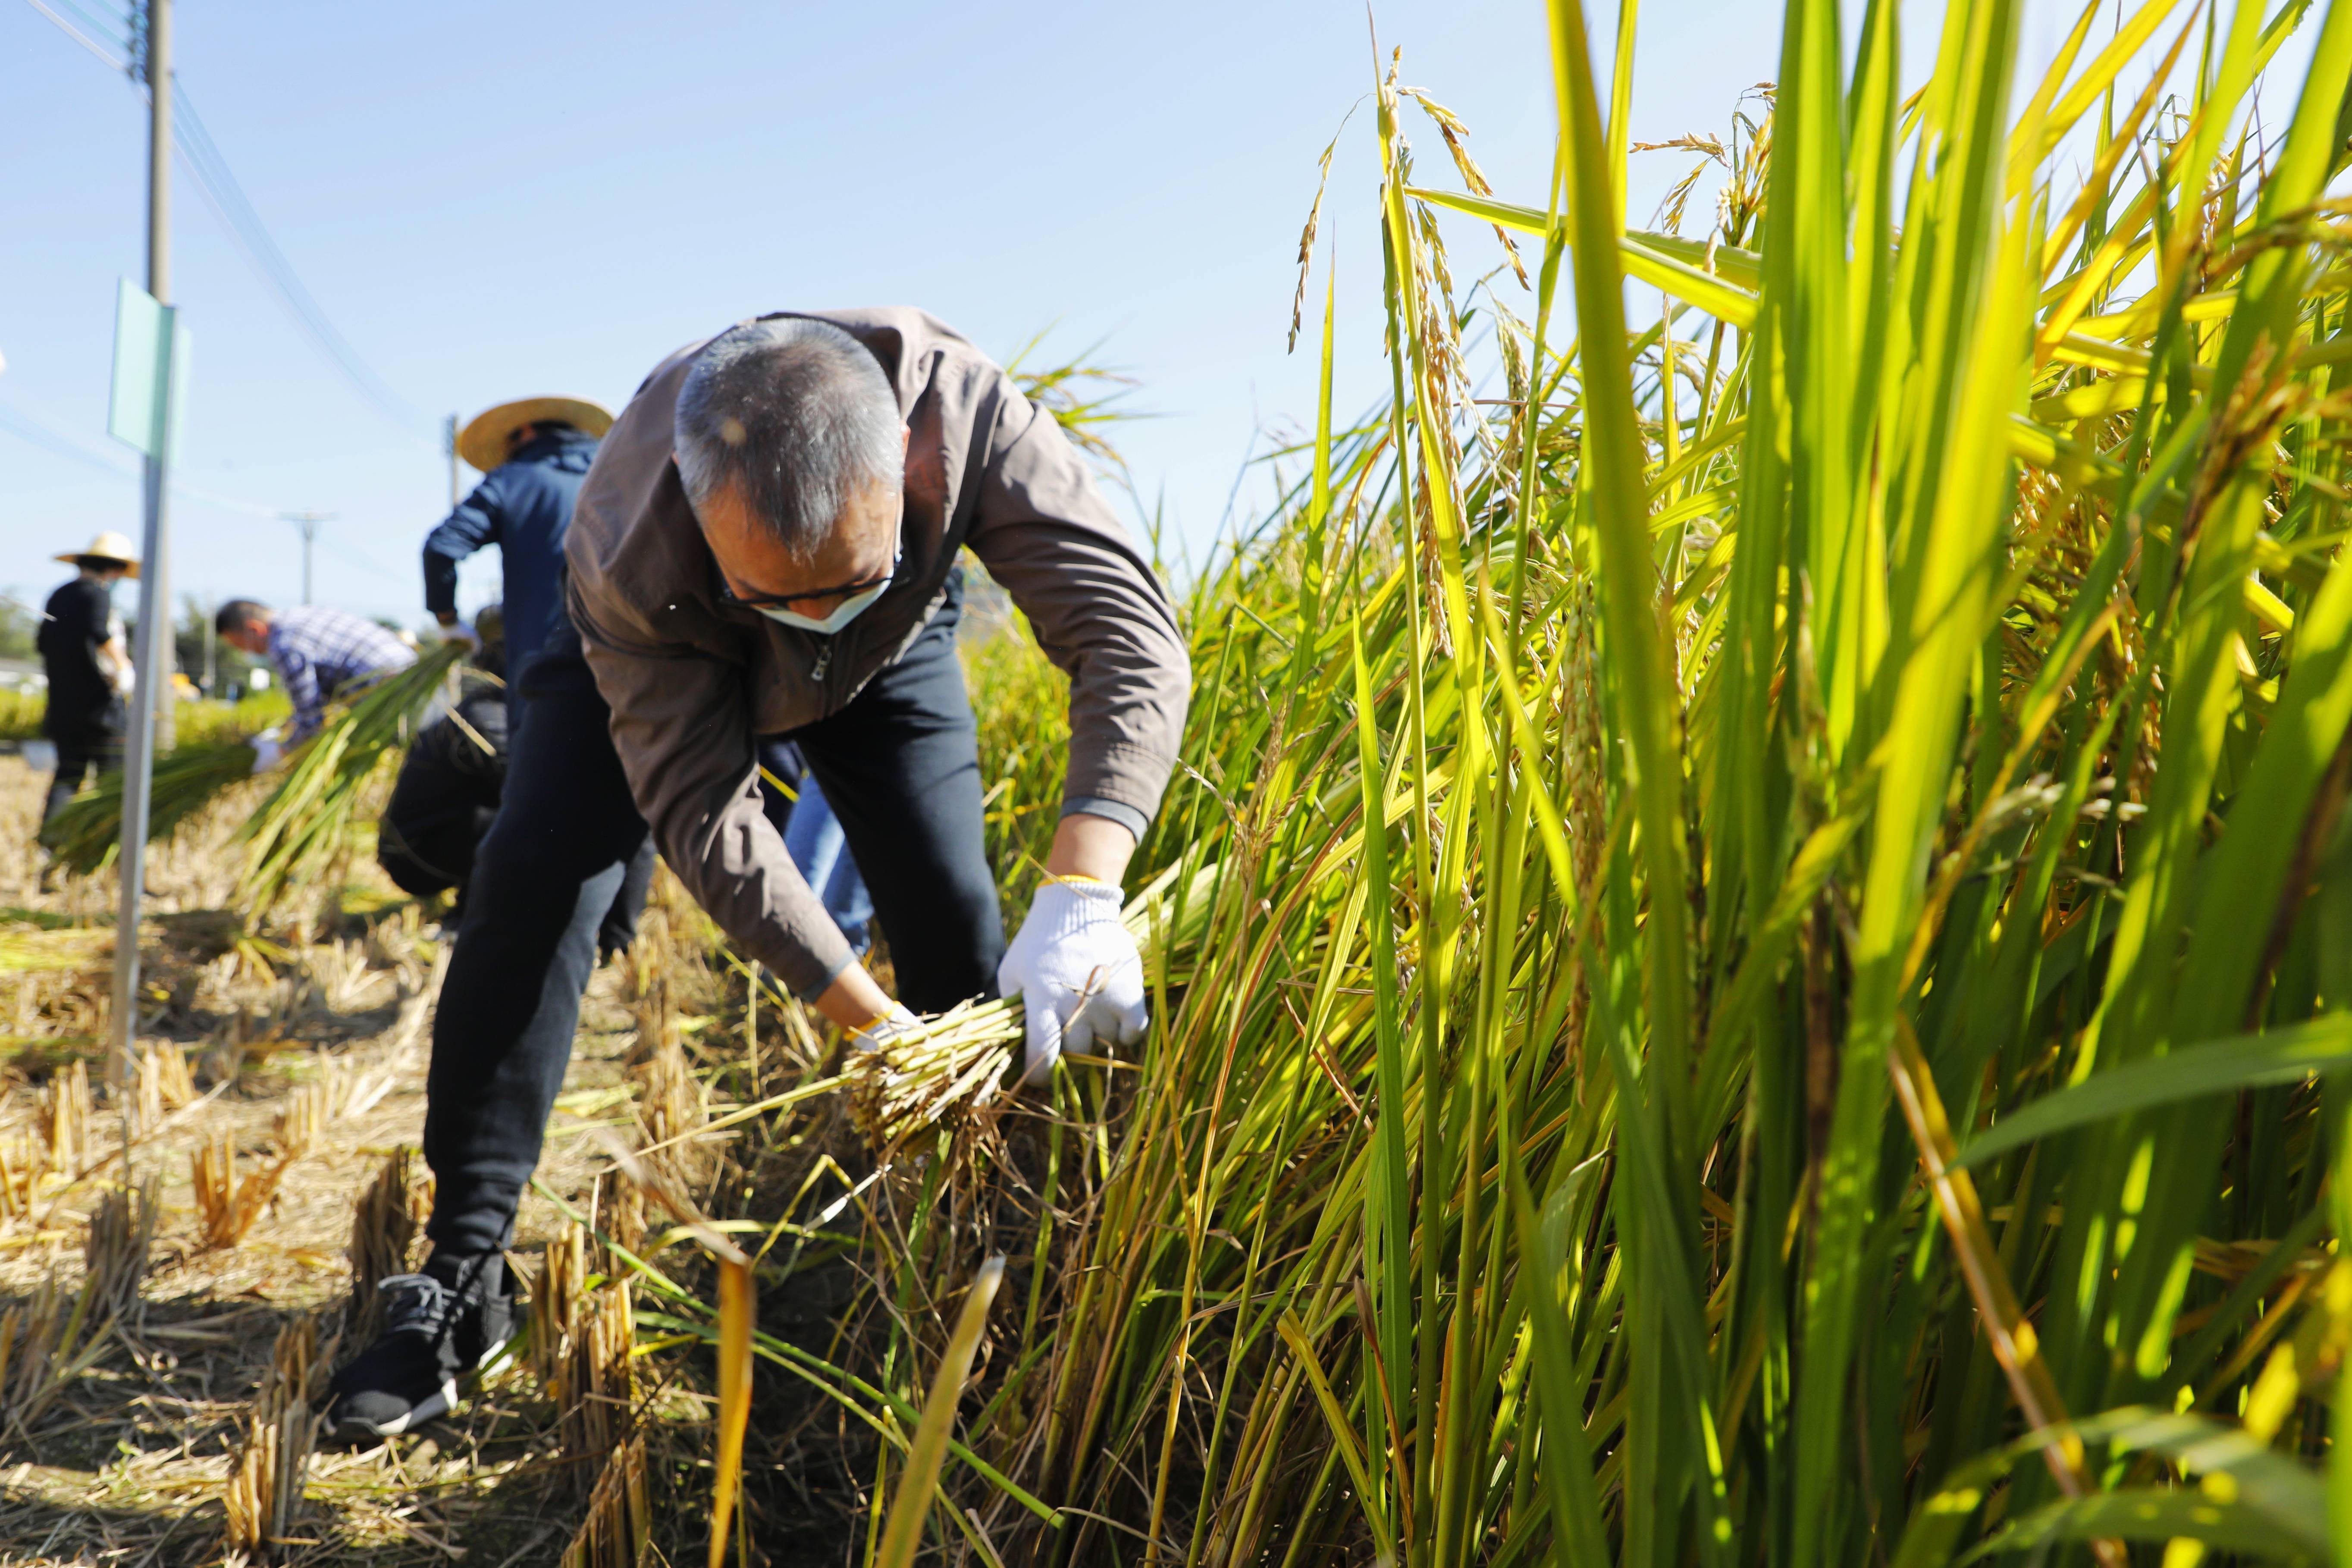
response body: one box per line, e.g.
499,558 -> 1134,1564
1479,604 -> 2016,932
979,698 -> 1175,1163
964,373 -> 1190,840
423,474 -> 505,619
569,585 -> 859,1000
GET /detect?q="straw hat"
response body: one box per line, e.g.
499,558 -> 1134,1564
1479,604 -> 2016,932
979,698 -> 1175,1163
53,530 -> 140,577
457,396 -> 615,473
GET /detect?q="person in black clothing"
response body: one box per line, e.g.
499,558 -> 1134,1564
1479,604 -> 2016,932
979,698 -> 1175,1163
37,530 -> 138,823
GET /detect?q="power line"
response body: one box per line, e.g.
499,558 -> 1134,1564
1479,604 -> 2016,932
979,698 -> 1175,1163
0,392 -> 295,520
170,87 -> 434,439
14,0 -> 436,443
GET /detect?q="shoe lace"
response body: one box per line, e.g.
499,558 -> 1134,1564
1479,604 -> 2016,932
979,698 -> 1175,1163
377,1273 -> 456,1342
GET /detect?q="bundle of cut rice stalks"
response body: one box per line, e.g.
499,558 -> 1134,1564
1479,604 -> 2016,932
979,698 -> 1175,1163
235,643 -> 466,915
222,1315 -> 322,1564
846,859 -> 1215,1149
37,741 -> 261,877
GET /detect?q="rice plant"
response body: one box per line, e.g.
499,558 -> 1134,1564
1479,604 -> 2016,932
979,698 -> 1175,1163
751,0 -> 2352,1563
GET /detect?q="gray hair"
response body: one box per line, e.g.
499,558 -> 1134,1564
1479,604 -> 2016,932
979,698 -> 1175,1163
674,319 -> 904,560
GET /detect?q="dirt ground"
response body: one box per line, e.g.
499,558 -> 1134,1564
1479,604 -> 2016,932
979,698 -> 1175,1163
0,753 -> 671,1568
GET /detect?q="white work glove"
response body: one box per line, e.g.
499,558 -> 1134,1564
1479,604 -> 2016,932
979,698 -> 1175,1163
248,732 -> 283,774
848,1002 -> 921,1054
439,618 -> 477,647
996,878 -> 1147,1088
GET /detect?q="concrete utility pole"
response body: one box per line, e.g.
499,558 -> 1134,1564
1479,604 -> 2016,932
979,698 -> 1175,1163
282,511 -> 337,605
144,0 -> 175,749
111,0 -> 174,1092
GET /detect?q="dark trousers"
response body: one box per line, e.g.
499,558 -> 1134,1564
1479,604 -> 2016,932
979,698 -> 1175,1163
44,734 -> 121,823
420,573 -> 1003,1256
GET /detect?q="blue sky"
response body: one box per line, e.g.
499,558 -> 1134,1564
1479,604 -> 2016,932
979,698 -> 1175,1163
0,0 -> 2256,630
0,0 -> 1799,629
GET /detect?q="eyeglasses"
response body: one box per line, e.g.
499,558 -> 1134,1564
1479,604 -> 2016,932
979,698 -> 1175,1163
716,566 -> 895,611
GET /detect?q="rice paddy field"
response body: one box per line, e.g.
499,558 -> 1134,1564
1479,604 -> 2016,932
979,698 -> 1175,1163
8,0 -> 2352,1563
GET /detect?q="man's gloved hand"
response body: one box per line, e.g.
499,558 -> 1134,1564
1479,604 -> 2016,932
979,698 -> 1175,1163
996,877 -> 1146,1088
847,1002 -> 922,1054
248,732 -> 283,775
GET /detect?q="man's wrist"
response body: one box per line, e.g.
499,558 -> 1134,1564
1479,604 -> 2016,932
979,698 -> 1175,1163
1044,809 -> 1135,889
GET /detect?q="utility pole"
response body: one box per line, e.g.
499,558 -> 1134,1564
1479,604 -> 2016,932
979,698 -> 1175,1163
142,0 -> 175,749
445,413 -> 462,507
110,0 -> 173,1093
282,511 -> 336,604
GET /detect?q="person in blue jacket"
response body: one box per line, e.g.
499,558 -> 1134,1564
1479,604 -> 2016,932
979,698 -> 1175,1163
425,396 -> 614,668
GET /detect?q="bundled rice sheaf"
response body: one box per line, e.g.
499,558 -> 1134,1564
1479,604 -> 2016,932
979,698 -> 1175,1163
37,643 -> 464,905
845,860 -> 1213,1148
37,741 -> 261,877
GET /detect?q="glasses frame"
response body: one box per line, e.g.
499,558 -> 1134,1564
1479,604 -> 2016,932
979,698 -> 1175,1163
712,521 -> 903,610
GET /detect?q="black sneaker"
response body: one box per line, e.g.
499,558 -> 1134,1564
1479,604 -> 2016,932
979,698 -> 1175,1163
325,1252 -> 516,1439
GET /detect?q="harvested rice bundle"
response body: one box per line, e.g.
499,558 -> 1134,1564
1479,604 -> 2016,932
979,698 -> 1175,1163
235,642 -> 467,915
37,741 -> 259,877
346,1148 -> 432,1341
846,862 -> 1212,1147
222,1315 -> 320,1563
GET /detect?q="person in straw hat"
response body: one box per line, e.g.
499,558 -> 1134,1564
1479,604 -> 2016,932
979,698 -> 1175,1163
424,395 -> 614,674
36,530 -> 138,823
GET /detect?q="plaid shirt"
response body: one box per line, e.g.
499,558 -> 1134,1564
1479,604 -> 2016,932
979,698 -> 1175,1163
267,605 -> 415,741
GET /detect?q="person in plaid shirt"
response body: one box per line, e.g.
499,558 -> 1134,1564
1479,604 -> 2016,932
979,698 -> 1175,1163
216,600 -> 416,759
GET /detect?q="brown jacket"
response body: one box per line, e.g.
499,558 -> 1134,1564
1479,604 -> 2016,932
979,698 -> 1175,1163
565,307 -> 1189,998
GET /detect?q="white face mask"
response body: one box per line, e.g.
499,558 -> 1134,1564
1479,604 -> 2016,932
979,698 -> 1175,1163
738,530 -> 902,635
749,574 -> 892,635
